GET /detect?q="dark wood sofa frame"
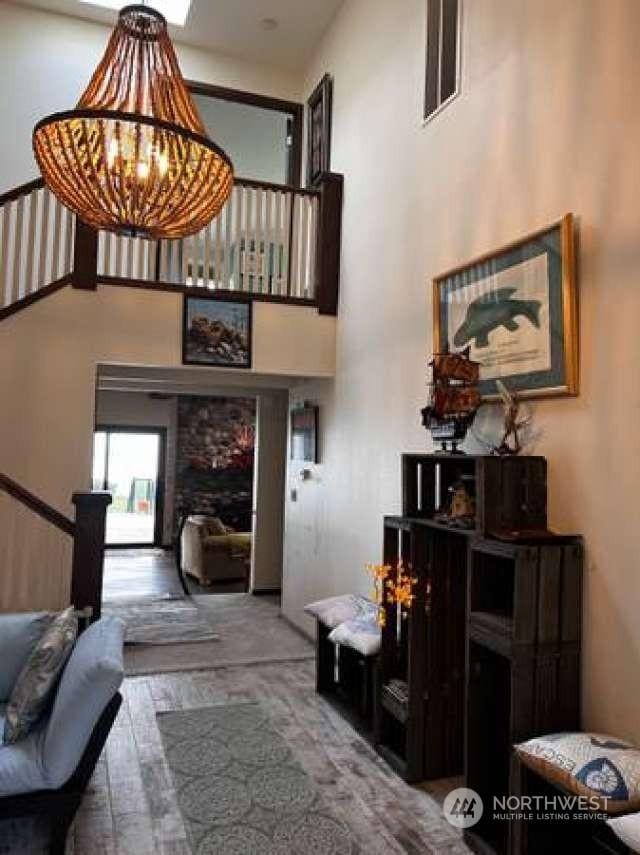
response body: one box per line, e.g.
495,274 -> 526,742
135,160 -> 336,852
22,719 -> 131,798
0,692 -> 122,855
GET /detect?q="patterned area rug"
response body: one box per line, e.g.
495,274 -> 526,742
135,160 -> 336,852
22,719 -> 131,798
104,597 -> 220,645
157,703 -> 355,855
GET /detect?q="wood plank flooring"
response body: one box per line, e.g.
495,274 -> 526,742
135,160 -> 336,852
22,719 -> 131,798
56,593 -> 469,854
103,549 -> 246,602
71,660 -> 471,855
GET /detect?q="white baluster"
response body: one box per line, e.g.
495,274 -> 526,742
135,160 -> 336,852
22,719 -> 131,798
37,190 -> 51,289
0,204 -> 11,307
25,190 -> 38,294
203,223 -> 211,289
12,195 -> 25,302
63,209 -> 74,276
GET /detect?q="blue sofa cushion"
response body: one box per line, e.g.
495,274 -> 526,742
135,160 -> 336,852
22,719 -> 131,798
4,608 -> 78,744
42,616 -> 124,790
0,613 -> 51,702
0,616 -> 124,796
0,722 -> 50,796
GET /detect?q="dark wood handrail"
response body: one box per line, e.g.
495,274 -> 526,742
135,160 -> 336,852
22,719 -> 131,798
0,174 -> 316,208
0,275 -> 71,323
98,276 -> 317,306
0,171 -> 341,319
0,177 -> 45,208
0,472 -> 75,536
235,176 -> 319,197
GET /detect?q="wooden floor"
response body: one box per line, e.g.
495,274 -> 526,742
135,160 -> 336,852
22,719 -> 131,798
63,594 -> 471,855
71,661 -> 470,855
103,549 -> 246,601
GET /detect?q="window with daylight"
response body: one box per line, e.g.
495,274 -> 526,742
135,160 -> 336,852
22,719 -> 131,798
424,0 -> 461,122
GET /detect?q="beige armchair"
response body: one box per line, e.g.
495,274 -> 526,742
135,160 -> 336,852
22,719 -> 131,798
180,514 -> 251,588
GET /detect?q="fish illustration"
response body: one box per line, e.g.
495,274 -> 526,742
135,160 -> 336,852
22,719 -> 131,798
453,287 -> 541,349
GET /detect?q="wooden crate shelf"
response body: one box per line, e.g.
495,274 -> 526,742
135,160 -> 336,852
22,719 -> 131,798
369,452 -> 582,855
465,536 -> 583,855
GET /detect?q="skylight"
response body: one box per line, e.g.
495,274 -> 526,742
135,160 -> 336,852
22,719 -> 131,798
79,0 -> 193,27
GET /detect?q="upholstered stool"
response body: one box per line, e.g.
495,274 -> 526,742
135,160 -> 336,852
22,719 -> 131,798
510,733 -> 640,854
305,595 -> 380,736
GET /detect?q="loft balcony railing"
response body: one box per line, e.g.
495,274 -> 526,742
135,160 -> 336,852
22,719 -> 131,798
0,172 -> 343,321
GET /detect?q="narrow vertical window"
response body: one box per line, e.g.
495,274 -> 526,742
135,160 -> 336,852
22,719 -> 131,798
424,0 -> 460,121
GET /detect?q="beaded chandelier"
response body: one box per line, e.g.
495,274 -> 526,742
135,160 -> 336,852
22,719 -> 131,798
33,4 -> 233,239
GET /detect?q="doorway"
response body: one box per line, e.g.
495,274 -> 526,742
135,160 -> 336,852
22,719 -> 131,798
92,427 -> 166,548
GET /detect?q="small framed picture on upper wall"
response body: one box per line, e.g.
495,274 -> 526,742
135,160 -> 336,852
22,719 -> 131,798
290,405 -> 319,463
182,295 -> 252,368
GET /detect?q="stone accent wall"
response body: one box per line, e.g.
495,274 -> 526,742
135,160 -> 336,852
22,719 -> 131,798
174,396 -> 256,534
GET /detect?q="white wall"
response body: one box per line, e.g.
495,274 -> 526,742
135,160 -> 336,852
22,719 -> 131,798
0,284 -> 333,609
0,2 -> 301,192
0,284 -> 334,514
283,0 -> 640,744
95,390 -> 178,545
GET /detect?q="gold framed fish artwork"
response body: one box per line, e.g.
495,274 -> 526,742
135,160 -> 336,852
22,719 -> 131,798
432,214 -> 578,399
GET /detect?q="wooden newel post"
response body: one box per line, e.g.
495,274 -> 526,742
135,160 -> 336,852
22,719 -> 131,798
72,219 -> 99,290
315,172 -> 343,316
71,492 -> 111,621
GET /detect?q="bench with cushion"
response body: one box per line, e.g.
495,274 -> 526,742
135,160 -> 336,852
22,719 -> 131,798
305,595 -> 381,736
511,732 -> 640,854
0,612 -> 125,854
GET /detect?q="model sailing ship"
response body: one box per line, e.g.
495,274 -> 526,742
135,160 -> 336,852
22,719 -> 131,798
421,347 -> 482,453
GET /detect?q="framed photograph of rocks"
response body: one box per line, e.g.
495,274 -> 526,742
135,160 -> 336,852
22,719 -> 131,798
182,296 -> 252,369
432,214 -> 578,399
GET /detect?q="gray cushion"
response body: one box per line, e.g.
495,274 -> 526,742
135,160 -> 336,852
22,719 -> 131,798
42,616 -> 124,790
0,617 -> 125,796
0,722 -> 49,796
4,608 -> 78,744
0,613 -> 51,702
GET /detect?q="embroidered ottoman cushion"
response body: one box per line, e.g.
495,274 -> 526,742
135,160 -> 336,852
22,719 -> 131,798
305,594 -> 376,629
328,609 -> 381,657
516,732 -> 640,814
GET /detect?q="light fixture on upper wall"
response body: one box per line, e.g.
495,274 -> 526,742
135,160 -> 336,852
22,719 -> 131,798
33,4 -> 233,239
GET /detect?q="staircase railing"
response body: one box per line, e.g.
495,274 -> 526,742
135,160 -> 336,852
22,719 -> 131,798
0,179 -> 75,320
0,172 -> 343,319
0,472 -> 111,619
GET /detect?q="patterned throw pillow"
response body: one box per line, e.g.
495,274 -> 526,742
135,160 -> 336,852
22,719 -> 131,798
328,615 -> 381,656
304,594 -> 377,629
3,607 -> 78,745
515,732 -> 640,814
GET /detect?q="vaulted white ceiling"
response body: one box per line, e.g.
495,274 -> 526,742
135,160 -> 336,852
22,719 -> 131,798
10,0 -> 343,70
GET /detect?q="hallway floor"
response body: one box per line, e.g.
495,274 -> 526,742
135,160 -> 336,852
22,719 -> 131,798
2,598 -> 469,854
103,548 -> 246,602
69,592 -> 470,855
68,659 -> 470,855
